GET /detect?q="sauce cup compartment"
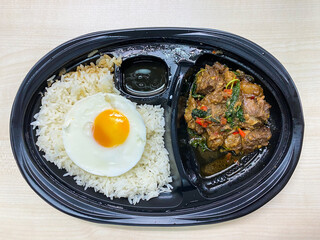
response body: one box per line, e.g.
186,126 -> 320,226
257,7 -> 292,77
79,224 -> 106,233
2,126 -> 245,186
117,55 -> 169,97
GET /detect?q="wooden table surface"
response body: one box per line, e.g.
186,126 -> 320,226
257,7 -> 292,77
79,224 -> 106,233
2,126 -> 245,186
1,1 -> 319,239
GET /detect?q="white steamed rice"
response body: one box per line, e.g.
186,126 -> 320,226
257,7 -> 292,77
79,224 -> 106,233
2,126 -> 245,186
31,55 -> 172,204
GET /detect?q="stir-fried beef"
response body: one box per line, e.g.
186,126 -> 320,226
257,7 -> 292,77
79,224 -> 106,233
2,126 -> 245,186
240,80 -> 263,96
242,126 -> 272,152
184,62 -> 271,154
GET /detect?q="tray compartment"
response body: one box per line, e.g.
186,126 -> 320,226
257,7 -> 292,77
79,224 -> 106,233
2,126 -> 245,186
173,52 -> 288,199
119,55 -> 169,96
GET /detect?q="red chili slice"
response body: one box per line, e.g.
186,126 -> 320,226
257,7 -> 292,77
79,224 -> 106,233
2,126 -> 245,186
220,117 -> 227,125
224,89 -> 233,95
238,128 -> 246,138
195,117 -> 211,128
200,105 -> 208,111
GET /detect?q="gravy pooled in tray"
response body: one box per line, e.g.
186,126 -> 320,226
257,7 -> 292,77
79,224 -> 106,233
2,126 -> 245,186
184,62 -> 272,176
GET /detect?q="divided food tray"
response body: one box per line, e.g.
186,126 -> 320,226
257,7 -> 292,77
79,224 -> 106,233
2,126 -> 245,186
10,28 -> 304,225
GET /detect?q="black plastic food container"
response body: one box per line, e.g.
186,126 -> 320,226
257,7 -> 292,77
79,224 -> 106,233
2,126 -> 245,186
10,28 -> 304,226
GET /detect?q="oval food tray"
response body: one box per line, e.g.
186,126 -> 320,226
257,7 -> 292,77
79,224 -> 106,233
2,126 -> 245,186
10,28 -> 304,226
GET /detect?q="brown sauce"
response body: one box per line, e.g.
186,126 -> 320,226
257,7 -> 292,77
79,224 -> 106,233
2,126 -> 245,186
195,148 -> 242,177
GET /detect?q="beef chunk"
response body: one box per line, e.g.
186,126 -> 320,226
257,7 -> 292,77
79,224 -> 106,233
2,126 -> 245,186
195,65 -> 219,95
240,80 -> 263,97
242,127 -> 272,152
195,63 -> 233,95
201,89 -> 225,105
184,97 -> 205,134
240,114 -> 263,129
224,133 -> 242,153
242,96 -> 271,121
184,96 -> 197,123
206,126 -> 224,150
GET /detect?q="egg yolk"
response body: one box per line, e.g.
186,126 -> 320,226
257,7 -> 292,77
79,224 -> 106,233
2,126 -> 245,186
92,109 -> 130,148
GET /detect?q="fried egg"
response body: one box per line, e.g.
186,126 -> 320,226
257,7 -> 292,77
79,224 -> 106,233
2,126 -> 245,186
62,93 -> 146,177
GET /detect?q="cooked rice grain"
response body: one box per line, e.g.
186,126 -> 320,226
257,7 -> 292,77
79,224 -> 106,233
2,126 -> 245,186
31,55 -> 172,204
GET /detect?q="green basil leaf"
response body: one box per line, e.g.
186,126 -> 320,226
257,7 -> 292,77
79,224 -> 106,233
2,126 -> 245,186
191,109 -> 207,119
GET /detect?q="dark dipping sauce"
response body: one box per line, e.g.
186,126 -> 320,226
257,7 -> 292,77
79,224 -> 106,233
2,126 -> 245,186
122,56 -> 168,96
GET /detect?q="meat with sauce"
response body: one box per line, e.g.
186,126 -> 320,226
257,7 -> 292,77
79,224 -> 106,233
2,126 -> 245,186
184,62 -> 272,155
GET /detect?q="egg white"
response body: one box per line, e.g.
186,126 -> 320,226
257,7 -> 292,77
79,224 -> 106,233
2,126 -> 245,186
62,93 -> 146,177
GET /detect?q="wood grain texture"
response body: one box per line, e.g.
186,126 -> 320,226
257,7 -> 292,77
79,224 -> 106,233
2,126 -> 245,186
1,0 -> 319,239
